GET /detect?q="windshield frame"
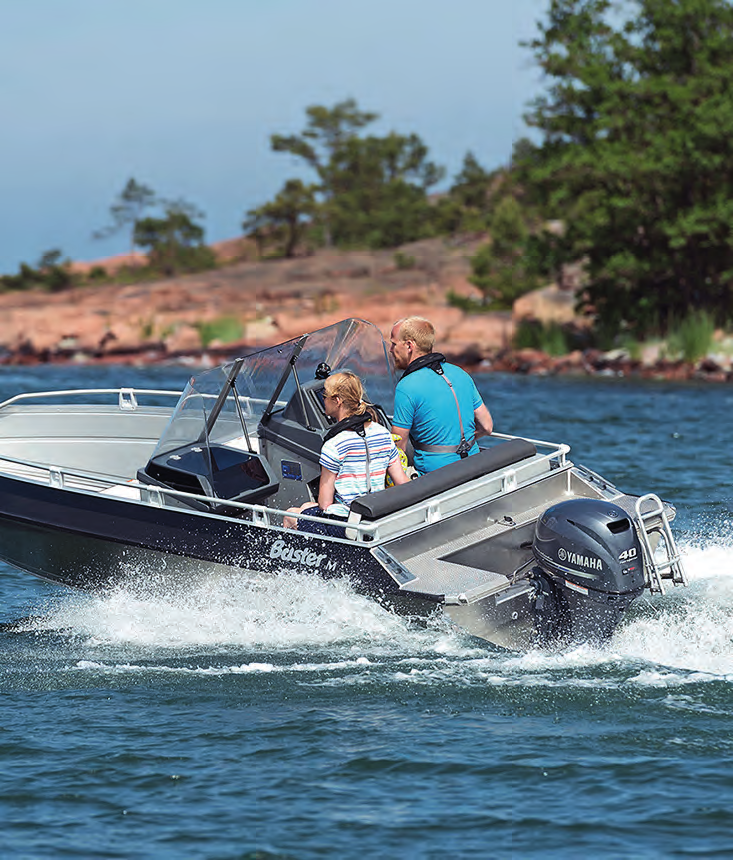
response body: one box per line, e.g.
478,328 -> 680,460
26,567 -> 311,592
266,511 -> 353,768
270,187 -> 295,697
149,318 -> 396,461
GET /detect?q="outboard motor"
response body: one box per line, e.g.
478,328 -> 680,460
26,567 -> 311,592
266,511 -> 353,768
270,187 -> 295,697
530,499 -> 645,646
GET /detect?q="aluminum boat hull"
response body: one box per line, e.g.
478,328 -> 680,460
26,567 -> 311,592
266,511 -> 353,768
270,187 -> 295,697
0,319 -> 687,649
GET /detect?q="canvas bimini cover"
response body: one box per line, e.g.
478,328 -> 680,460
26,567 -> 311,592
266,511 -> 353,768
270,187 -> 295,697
141,319 -> 395,502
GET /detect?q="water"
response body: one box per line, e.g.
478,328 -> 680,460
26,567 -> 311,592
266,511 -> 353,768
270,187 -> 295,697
1,365 -> 732,858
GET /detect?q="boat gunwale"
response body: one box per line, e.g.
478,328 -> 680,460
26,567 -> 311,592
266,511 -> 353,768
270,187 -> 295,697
0,387 -> 184,411
0,386 -> 577,544
0,442 -> 573,545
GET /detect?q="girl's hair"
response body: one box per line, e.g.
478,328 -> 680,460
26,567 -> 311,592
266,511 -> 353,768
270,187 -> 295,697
324,371 -> 376,420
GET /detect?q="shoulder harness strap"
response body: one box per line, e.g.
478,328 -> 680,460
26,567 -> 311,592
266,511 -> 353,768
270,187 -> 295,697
323,412 -> 374,493
401,354 -> 473,458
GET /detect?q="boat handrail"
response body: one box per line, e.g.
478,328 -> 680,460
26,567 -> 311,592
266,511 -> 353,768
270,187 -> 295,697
0,388 -> 183,411
130,478 -> 367,535
0,448 -> 382,537
0,388 -> 280,421
486,430 -> 570,461
0,430 -> 571,542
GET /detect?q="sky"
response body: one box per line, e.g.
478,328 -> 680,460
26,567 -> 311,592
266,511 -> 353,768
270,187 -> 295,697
0,0 -> 548,274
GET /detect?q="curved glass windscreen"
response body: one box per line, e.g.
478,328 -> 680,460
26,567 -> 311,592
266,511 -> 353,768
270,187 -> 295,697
150,318 -> 395,461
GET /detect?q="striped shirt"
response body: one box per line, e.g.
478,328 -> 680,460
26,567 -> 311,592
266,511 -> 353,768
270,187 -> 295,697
320,422 -> 400,517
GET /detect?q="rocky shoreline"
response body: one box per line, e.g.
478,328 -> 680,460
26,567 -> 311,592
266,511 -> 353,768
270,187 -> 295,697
476,347 -> 732,383
3,336 -> 730,385
1,238 -> 730,383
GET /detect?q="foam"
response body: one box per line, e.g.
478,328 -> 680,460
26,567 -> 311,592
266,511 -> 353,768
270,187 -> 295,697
607,541 -> 733,678
20,570 -> 450,654
14,540 -> 733,689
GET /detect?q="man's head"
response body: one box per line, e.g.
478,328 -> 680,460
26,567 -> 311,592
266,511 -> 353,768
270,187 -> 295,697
389,317 -> 436,370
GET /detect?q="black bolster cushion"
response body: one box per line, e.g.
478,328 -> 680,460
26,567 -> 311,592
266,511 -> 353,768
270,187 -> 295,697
350,438 -> 537,520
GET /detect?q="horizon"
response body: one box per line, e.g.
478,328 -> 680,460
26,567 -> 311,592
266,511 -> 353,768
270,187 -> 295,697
0,0 -> 547,274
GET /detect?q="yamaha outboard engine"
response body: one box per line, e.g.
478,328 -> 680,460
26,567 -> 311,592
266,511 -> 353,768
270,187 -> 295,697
530,499 -> 645,646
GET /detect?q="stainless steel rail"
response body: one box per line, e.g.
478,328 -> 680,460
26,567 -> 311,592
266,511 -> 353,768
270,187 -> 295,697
0,387 -> 183,410
0,433 -> 565,544
486,430 -> 570,463
634,493 -> 688,594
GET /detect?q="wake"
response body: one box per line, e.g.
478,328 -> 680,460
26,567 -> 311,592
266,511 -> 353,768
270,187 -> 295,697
8,540 -> 733,683
15,569 -> 456,655
609,540 -> 733,677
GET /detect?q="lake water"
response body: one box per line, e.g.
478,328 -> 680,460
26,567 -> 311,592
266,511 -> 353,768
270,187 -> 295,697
1,364 -> 731,858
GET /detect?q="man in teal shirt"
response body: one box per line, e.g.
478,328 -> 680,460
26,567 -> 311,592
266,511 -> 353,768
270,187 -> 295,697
389,317 -> 494,475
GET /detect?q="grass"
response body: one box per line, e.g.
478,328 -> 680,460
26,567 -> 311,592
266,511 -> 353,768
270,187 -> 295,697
618,334 -> 643,362
195,316 -> 244,348
665,311 -> 715,363
513,320 -> 569,356
446,290 -> 491,313
393,251 -> 416,270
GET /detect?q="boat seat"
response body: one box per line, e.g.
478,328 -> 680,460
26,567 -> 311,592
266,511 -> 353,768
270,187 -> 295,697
349,439 -> 537,521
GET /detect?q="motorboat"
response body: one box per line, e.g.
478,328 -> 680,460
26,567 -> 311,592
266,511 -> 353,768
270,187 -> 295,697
0,318 -> 687,650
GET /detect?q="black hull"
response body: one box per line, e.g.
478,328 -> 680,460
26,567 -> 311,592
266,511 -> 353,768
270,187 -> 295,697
0,475 -> 398,596
0,474 -> 660,652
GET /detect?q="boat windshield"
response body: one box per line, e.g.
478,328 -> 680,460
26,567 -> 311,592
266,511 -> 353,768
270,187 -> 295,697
150,318 -> 396,459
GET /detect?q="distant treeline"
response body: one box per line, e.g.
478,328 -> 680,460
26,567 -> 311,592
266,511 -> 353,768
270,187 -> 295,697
5,0 -> 733,347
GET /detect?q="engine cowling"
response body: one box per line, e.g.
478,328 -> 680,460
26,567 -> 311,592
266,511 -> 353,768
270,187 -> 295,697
531,498 -> 646,645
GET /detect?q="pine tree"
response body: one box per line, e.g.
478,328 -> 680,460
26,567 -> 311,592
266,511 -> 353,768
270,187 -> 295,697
523,0 -> 733,337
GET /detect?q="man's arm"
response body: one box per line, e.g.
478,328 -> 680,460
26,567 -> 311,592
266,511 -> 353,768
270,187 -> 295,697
473,403 -> 493,438
390,425 -> 410,452
391,381 -> 413,453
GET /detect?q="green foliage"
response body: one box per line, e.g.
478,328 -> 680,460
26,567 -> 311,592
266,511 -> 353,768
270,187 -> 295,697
92,180 -> 217,278
44,265 -> 73,293
139,317 -> 155,340
522,226 -> 573,284
37,249 -> 63,270
243,179 -> 316,258
617,334 -> 644,363
87,265 -> 108,281
248,99 -> 444,252
431,151 -> 497,235
134,200 -> 214,276
510,137 -> 539,171
446,290 -> 493,314
450,151 -> 492,211
269,98 -> 379,248
665,311 -> 716,363
195,316 -> 244,348
523,0 -> 733,339
326,132 -> 442,248
509,138 -> 545,216
38,248 -> 73,292
0,249 -> 74,293
468,197 -> 539,309
513,320 -> 569,356
271,98 -> 379,175
431,196 -> 470,235
450,151 -> 491,210
179,244 -> 217,272
393,251 -> 416,270
0,264 -> 33,291
94,178 -> 156,253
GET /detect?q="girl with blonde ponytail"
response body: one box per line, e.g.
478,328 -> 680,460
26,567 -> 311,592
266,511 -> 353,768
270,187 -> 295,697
284,371 -> 408,535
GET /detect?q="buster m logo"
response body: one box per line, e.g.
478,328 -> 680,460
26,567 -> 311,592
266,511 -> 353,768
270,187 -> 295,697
269,539 -> 327,569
